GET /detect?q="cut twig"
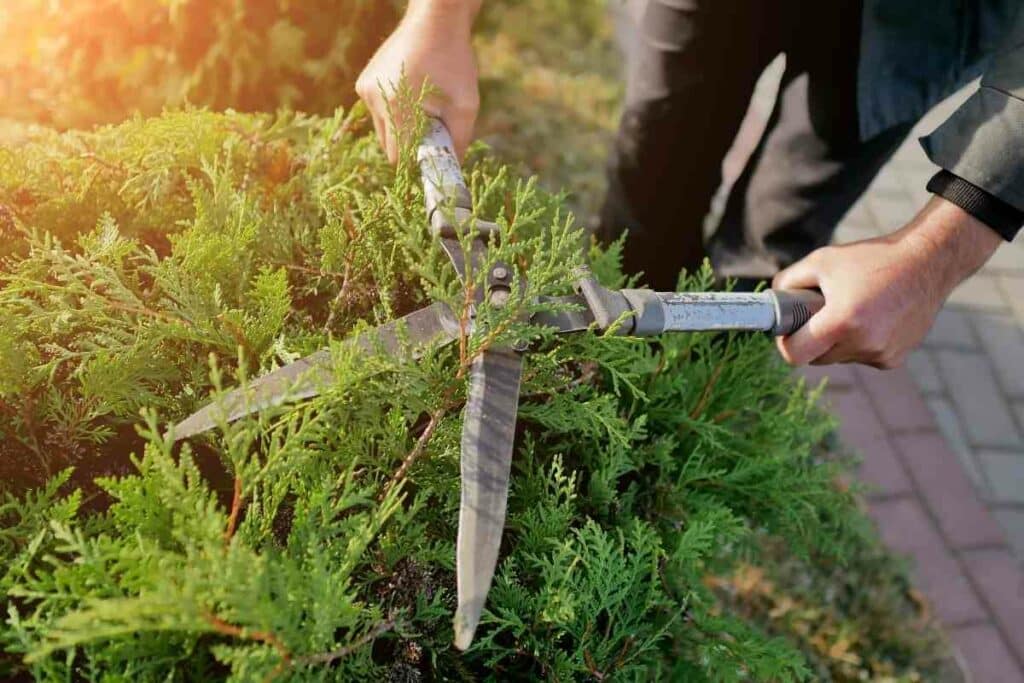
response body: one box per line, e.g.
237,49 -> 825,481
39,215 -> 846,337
204,612 -> 291,663
297,617 -> 397,665
380,403 -> 447,502
689,362 -> 724,420
224,475 -> 243,543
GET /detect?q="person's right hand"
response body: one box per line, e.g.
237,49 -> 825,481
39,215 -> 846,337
356,0 -> 482,163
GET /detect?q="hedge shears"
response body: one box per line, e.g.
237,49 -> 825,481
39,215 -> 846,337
172,119 -> 824,650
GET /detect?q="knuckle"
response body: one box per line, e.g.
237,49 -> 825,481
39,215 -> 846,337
829,316 -> 855,338
355,78 -> 374,101
879,352 -> 906,370
809,246 -> 833,264
453,95 -> 479,116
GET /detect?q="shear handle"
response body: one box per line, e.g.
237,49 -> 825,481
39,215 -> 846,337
416,117 -> 479,238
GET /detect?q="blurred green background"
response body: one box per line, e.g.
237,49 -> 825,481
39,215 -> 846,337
0,0 -> 620,214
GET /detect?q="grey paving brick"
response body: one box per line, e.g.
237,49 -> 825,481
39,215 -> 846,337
946,273 -> 1011,312
832,221 -> 880,245
992,507 -> 1024,560
906,349 -> 944,395
891,167 -> 934,210
838,199 -> 877,233
924,309 -> 977,349
977,450 -> 1024,504
864,190 -> 918,228
982,240 -> 1024,275
962,548 -> 1024,663
934,351 -> 1021,449
971,312 -> 1024,398
951,623 -> 1024,683
867,165 -> 908,198
997,275 -> 1024,323
926,397 -> 986,488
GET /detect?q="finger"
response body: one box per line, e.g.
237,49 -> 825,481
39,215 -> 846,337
444,98 -> 478,161
773,250 -> 824,291
776,305 -> 844,366
812,345 -> 855,366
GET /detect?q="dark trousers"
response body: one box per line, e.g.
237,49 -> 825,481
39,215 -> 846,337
597,0 -> 915,291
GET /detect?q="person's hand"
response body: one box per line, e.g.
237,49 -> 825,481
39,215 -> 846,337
356,0 -> 482,163
773,197 -> 1002,368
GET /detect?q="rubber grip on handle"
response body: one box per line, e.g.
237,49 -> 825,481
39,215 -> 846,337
771,289 -> 825,336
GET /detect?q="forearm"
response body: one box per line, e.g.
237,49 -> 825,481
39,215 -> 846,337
901,196 -> 1002,293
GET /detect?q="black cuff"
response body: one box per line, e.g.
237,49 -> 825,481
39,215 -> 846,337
926,170 -> 1023,242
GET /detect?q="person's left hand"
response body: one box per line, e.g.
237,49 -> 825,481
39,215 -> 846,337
773,196 -> 1002,368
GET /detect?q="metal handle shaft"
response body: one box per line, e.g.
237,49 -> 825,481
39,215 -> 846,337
417,117 -> 471,217
416,117 -> 501,240
622,288 -> 824,336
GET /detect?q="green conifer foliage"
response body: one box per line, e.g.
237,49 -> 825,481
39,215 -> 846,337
1,110 -> 945,681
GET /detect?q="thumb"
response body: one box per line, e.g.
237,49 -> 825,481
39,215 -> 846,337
772,252 -> 838,365
775,305 -> 842,366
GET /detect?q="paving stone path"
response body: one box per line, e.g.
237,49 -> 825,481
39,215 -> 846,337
610,10 -> 1024,673
721,61 -> 1024,681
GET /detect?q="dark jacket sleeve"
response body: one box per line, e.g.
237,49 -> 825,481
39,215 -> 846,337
919,4 -> 1024,213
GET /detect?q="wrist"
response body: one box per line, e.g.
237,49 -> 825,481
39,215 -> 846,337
405,0 -> 481,32
902,196 -> 1001,293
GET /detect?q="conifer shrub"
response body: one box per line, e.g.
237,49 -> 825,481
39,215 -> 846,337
0,109 -> 950,681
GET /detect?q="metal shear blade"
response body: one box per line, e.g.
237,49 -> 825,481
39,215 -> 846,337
171,301 -> 461,439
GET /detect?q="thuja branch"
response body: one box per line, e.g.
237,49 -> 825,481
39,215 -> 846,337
224,475 -> 243,544
296,616 -> 397,666
379,382 -> 464,501
204,612 -> 291,663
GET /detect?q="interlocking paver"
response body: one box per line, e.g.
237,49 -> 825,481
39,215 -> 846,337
962,548 -> 1024,663
982,240 -> 1024,275
997,275 -> 1024,324
950,623 -> 1024,683
894,433 -> 1006,549
832,221 -> 880,245
864,189 -> 918,228
838,199 -> 877,234
727,72 -> 1024,681
947,274 -> 1012,312
906,349 -> 944,395
924,309 -> 978,349
934,351 -> 1021,448
869,497 -> 987,625
977,451 -> 1024,504
855,366 -> 936,432
992,507 -> 1024,560
827,388 -> 914,498
925,397 -> 986,488
971,313 -> 1024,399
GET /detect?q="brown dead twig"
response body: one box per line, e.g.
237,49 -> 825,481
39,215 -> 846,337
296,616 -> 397,665
223,475 -> 243,543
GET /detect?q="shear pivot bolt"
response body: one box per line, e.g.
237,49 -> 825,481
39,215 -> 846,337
489,289 -> 510,307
